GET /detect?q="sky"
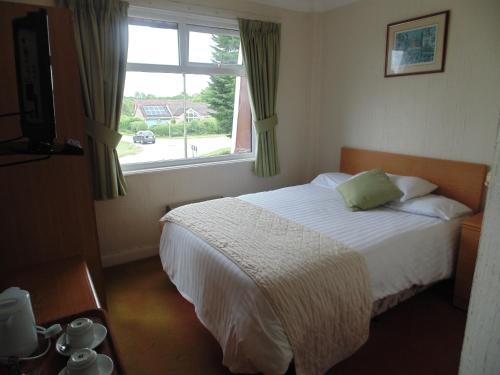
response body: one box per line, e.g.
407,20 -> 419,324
124,72 -> 210,97
124,25 -> 237,97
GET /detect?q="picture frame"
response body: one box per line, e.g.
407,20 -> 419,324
385,10 -> 449,77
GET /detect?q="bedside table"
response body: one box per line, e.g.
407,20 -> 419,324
454,213 -> 483,310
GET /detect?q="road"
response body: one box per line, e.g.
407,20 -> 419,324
120,135 -> 232,164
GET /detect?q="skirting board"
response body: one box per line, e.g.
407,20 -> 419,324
101,246 -> 159,268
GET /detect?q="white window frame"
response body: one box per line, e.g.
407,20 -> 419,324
122,6 -> 255,173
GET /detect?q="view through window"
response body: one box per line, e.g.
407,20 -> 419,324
118,16 -> 252,170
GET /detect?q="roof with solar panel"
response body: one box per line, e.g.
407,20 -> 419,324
134,99 -> 210,120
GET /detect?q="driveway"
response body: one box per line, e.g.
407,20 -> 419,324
120,135 -> 232,164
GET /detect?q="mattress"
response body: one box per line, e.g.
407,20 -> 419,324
159,183 -> 461,374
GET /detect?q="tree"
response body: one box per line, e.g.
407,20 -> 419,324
121,97 -> 135,117
133,92 -> 157,99
201,35 -> 240,135
211,34 -> 240,65
119,115 -> 148,133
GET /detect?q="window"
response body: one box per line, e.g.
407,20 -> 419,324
188,29 -> 240,65
118,9 -> 253,171
185,108 -> 200,122
127,19 -> 179,65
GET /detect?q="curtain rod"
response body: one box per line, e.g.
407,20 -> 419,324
128,0 -> 282,24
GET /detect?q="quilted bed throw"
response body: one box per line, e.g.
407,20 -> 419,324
164,197 -> 373,375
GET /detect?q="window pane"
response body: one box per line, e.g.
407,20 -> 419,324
123,72 -> 184,98
128,23 -> 179,65
118,71 -> 251,166
119,72 -> 184,164
188,31 -> 242,65
186,74 -> 251,157
184,74 -> 233,158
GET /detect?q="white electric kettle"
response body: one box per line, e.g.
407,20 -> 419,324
0,287 -> 39,357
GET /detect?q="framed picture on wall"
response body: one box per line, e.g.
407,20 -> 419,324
385,10 -> 449,77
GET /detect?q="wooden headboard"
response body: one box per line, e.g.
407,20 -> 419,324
339,147 -> 488,212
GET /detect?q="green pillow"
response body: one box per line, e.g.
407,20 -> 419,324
336,168 -> 403,211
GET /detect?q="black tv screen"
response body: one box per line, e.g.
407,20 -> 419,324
13,9 -> 56,145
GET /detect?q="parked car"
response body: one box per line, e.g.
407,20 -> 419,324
133,130 -> 156,144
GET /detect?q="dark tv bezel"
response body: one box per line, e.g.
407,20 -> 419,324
12,9 -> 56,144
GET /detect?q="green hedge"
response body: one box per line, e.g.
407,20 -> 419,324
119,115 -> 148,133
150,118 -> 228,137
120,116 -> 230,137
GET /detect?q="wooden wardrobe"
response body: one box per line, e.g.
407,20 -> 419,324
0,2 -> 104,300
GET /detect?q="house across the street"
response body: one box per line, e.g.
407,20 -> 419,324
133,99 -> 210,126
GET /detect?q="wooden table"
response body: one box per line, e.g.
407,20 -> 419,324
0,256 -> 100,324
0,309 -> 125,375
0,256 -> 126,374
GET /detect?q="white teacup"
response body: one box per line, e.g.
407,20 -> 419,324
66,348 -> 99,375
66,318 -> 94,349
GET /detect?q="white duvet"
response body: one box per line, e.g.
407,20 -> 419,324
160,183 -> 461,374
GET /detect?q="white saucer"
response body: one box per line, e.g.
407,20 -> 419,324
58,353 -> 114,375
56,323 -> 108,356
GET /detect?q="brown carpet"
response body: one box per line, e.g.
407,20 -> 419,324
105,256 -> 466,375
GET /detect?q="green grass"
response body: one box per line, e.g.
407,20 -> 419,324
117,141 -> 143,158
120,130 -> 135,135
200,147 -> 231,157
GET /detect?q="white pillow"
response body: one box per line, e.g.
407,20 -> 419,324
386,194 -> 472,220
311,172 -> 352,189
387,174 -> 437,202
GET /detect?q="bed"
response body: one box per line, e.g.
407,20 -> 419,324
159,147 -> 487,374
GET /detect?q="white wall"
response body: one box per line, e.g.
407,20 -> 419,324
459,118 -> 500,375
94,0 -> 316,265
313,0 -> 500,176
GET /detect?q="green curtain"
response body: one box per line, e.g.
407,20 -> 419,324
238,19 -> 281,177
61,0 -> 128,200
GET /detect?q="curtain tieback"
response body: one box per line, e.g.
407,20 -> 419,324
254,114 -> 278,134
85,117 -> 122,149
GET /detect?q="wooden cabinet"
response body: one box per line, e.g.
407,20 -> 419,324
454,213 -> 483,310
0,2 -> 104,301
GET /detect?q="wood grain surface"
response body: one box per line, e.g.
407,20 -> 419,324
0,2 -> 104,300
0,256 -> 100,324
453,213 -> 483,310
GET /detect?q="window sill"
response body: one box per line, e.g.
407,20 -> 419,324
121,155 -> 255,176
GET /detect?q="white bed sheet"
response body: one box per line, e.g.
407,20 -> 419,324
160,184 -> 461,374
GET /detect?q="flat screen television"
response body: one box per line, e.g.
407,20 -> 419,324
12,9 -> 56,146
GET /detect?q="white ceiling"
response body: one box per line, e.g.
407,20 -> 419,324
246,0 -> 360,12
